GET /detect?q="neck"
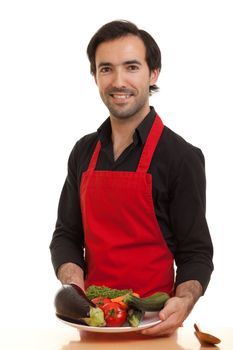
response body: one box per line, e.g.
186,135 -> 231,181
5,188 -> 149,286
110,106 -> 150,160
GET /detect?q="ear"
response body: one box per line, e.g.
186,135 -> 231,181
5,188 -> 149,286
149,69 -> 160,85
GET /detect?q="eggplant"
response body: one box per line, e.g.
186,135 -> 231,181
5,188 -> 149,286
55,284 -> 106,326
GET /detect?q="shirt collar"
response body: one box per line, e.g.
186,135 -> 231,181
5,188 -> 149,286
97,106 -> 157,147
135,106 -> 156,144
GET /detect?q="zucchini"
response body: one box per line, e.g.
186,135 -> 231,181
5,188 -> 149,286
127,309 -> 145,327
124,292 -> 169,311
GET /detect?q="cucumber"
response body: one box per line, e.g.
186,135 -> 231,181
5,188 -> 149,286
124,292 -> 169,311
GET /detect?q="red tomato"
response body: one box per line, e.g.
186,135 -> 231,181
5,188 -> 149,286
102,302 -> 127,327
91,297 -> 111,309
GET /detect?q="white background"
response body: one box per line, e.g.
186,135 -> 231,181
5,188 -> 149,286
0,0 -> 232,329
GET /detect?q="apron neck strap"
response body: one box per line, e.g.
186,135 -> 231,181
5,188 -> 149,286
136,114 -> 164,173
88,140 -> 101,171
87,114 -> 164,172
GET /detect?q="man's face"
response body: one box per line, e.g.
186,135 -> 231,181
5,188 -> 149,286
94,35 -> 159,120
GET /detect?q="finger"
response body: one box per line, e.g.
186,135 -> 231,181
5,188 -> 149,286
141,318 -> 174,336
141,307 -> 183,336
141,324 -> 176,337
160,297 -> 179,318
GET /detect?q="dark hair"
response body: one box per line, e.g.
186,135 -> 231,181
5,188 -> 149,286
87,20 -> 161,93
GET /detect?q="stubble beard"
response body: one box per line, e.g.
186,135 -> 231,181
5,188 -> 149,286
101,90 -> 150,121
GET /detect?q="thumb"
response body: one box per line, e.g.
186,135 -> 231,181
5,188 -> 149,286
159,308 -> 167,321
158,300 -> 173,321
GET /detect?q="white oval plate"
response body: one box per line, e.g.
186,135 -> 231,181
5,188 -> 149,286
57,311 -> 161,333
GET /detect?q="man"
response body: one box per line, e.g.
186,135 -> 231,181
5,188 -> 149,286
50,20 -> 213,336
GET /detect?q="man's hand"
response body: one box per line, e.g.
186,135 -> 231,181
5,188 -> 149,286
141,280 -> 203,336
57,262 -> 85,291
141,296 -> 188,336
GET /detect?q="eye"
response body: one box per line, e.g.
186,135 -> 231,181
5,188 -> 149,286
127,65 -> 140,71
99,66 -> 111,74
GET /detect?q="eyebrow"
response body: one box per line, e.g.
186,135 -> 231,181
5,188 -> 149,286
97,60 -> 142,69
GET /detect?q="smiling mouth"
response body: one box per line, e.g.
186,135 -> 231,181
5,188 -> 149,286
110,94 -> 133,100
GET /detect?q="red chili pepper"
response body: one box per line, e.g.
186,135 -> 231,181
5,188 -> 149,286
102,302 -> 127,327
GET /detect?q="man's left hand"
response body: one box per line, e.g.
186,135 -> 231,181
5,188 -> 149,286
141,296 -> 188,336
141,280 -> 203,336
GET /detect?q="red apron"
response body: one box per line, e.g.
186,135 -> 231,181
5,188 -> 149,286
80,115 -> 174,297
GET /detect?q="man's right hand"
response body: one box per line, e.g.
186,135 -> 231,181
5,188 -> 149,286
57,262 -> 85,291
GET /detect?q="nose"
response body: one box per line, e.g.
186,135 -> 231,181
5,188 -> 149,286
112,69 -> 126,88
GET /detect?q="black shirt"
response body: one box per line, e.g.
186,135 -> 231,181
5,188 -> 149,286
50,107 -> 214,293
